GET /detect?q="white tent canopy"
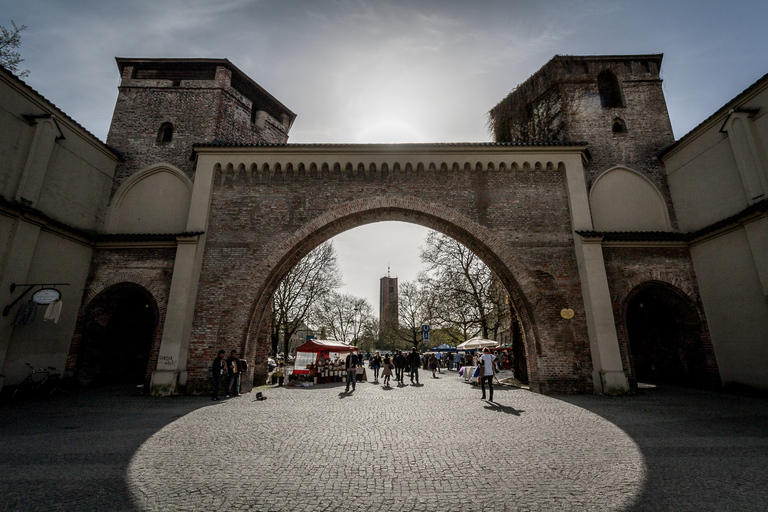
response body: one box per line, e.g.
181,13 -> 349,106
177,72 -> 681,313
456,337 -> 499,350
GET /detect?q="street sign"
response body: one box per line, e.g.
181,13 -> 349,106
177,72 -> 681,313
423,331 -> 429,340
422,324 -> 430,332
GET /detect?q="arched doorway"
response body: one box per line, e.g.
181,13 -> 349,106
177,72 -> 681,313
625,283 -> 718,388
74,283 -> 159,386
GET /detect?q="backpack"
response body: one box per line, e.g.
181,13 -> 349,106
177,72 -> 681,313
239,359 -> 248,372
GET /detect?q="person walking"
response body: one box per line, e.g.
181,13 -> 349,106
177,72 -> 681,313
370,351 -> 382,384
225,350 -> 242,397
211,350 -> 226,401
381,355 -> 394,387
479,347 -> 497,401
345,351 -> 360,392
407,348 -> 421,384
429,353 -> 439,378
394,350 -> 407,384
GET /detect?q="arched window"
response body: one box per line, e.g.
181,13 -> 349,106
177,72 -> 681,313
157,122 -> 174,144
612,118 -> 627,134
597,70 -> 624,108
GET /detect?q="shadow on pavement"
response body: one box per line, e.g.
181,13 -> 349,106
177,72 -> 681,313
555,385 -> 768,511
483,400 -> 522,416
0,385 -> 214,511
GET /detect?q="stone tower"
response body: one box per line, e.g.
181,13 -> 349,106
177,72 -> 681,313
489,54 -> 676,225
106,58 -> 296,188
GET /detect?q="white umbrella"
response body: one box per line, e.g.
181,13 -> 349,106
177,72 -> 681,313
456,337 -> 499,350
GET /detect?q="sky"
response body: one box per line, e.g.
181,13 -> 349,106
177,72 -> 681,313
3,0 -> 768,313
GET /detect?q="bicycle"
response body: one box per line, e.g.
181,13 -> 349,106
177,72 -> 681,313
11,363 -> 63,399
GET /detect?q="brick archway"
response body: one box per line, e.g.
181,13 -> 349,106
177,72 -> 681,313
241,196 -> 543,389
182,144 -> 597,394
67,282 -> 161,386
621,280 -> 719,389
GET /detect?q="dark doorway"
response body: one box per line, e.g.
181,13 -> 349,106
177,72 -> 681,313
626,284 -> 716,388
511,316 -> 529,384
75,284 -> 158,386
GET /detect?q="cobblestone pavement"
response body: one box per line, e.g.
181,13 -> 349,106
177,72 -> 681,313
1,370 -> 767,512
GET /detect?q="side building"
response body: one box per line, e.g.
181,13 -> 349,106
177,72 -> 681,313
491,54 -> 766,391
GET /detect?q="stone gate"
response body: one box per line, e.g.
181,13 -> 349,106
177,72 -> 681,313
147,142 -> 630,395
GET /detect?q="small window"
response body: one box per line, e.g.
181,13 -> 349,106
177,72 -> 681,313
612,118 -> 627,133
172,80 -> 181,87
597,70 -> 624,108
157,122 -> 174,144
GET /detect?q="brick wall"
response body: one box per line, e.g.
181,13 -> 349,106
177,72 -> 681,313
66,247 -> 175,385
602,245 -> 720,388
183,157 -> 596,394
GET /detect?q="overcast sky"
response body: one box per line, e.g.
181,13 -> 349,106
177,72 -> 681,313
3,0 -> 768,313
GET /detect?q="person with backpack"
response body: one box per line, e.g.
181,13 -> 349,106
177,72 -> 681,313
225,350 -> 243,398
381,354 -> 394,387
394,350 -> 407,384
211,350 -> 226,401
407,348 -> 421,385
345,351 -> 360,392
370,351 -> 382,384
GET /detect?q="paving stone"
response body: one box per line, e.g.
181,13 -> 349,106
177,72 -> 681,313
0,374 -> 767,511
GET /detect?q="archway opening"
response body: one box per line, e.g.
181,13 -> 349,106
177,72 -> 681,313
75,283 -> 158,386
626,283 -> 716,388
254,219 -> 533,388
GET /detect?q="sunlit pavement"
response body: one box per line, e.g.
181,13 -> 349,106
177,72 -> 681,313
1,372 -> 767,512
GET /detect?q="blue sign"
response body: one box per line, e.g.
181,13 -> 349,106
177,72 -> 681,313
422,324 -> 430,332
423,331 -> 429,340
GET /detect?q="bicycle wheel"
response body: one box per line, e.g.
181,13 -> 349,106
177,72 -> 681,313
38,375 -> 62,397
11,383 -> 30,400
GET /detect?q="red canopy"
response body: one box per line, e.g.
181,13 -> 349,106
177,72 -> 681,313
294,339 -> 358,353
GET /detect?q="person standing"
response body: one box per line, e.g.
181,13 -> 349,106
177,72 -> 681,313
345,351 -> 359,392
381,355 -> 393,387
225,350 -> 242,398
479,348 -> 497,401
429,354 -> 439,378
211,350 -> 226,401
370,351 -> 382,384
394,350 -> 407,384
407,348 -> 421,384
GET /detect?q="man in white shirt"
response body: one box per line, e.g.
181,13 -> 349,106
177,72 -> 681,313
479,348 -> 497,401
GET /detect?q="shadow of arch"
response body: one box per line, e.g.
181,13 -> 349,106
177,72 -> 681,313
242,196 -> 543,387
623,281 -> 720,389
71,283 -> 159,387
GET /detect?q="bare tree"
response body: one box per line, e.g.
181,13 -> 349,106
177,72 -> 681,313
419,231 -> 504,340
271,241 -> 342,355
0,21 -> 29,78
311,292 -> 374,346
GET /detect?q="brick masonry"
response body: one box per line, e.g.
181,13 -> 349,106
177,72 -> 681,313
184,154 -> 595,394
66,247 -> 175,386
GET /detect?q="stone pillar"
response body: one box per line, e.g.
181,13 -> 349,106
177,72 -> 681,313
149,156 -> 218,395
561,153 -> 630,394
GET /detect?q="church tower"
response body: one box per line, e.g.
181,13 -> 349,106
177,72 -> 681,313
490,54 -> 676,226
106,58 -> 296,189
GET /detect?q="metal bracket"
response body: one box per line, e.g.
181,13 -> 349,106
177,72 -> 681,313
2,282 -> 69,317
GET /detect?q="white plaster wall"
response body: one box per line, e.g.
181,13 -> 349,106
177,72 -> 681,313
590,167 -> 670,231
106,167 -> 192,234
2,231 -> 93,385
691,229 -> 768,389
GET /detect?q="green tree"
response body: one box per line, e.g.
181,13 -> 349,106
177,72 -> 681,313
0,21 -> 29,78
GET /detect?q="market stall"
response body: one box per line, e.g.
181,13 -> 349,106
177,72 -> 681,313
292,339 -> 361,384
